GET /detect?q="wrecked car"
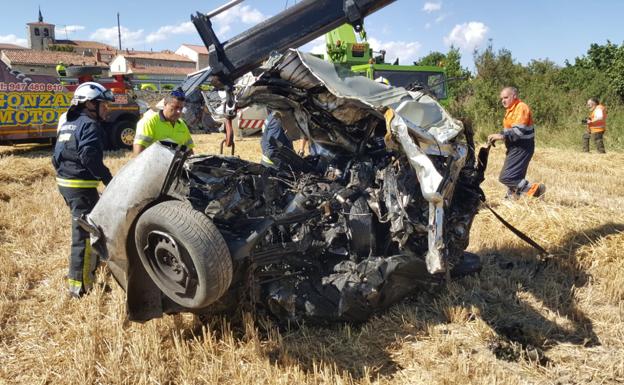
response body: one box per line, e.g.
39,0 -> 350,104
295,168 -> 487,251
85,49 -> 486,323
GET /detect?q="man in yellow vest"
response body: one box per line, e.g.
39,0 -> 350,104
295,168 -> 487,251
56,61 -> 66,77
133,89 -> 194,154
583,98 -> 606,153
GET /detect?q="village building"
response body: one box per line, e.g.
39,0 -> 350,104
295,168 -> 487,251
109,50 -> 196,90
0,49 -> 107,77
26,9 -> 55,51
0,9 -> 208,89
175,44 -> 208,71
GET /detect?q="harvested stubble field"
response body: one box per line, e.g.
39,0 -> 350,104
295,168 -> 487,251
0,134 -> 622,385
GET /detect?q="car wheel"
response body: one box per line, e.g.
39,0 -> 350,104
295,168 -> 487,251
110,120 -> 136,150
134,201 -> 233,309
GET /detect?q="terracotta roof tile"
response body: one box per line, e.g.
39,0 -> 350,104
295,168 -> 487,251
180,44 -> 208,54
2,49 -> 107,67
52,40 -> 117,50
119,51 -> 193,62
126,65 -> 195,76
0,43 -> 27,50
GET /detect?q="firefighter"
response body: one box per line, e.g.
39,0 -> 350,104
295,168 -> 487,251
260,109 -> 293,168
52,82 -> 115,298
583,97 -> 607,153
487,86 -> 545,199
133,88 -> 194,154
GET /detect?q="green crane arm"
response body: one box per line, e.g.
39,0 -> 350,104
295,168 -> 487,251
324,24 -> 372,65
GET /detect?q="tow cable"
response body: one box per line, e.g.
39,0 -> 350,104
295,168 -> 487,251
480,200 -> 548,256
476,144 -> 549,257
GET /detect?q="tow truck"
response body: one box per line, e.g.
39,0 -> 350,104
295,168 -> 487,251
0,63 -> 141,149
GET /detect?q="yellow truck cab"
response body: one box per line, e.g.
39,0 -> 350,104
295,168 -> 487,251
0,63 -> 141,149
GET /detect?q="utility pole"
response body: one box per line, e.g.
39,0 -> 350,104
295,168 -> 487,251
117,12 -> 122,50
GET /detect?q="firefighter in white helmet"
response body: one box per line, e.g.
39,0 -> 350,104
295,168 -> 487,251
52,82 -> 115,298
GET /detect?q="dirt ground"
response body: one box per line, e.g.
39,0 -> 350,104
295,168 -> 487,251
0,134 -> 622,385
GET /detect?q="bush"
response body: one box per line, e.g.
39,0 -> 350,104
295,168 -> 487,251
433,42 -> 623,151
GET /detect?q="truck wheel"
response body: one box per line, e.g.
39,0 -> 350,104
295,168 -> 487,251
134,201 -> 233,309
110,120 -> 136,150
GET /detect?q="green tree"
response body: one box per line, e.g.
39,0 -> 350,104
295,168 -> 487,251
565,41 -> 624,102
464,44 -> 527,134
414,47 -> 471,103
413,51 -> 446,67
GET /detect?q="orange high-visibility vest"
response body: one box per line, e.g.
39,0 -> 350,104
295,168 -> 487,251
588,104 -> 606,133
502,99 -> 535,141
503,99 -> 533,129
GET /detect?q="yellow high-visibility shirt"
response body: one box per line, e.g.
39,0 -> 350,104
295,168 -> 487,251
134,110 -> 194,149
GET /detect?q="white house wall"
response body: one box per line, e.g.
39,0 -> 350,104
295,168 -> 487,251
110,55 -> 128,74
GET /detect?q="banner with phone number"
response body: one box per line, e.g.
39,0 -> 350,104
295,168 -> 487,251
0,88 -> 72,127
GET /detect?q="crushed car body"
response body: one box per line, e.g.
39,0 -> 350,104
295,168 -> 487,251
86,49 -> 487,323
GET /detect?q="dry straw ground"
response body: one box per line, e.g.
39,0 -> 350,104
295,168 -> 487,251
0,134 -> 622,385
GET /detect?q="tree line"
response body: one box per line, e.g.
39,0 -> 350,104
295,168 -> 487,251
415,41 -> 624,149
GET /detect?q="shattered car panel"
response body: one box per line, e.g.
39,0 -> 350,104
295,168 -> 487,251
88,49 -> 485,323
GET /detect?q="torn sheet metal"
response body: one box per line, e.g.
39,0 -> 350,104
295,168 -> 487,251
88,143 -> 174,289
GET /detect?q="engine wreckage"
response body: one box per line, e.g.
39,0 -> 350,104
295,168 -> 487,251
85,49 -> 487,323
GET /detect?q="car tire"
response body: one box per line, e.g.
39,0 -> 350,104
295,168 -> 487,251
134,201 -> 233,309
110,120 -> 136,150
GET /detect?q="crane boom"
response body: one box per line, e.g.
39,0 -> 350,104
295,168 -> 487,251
182,0 -> 396,93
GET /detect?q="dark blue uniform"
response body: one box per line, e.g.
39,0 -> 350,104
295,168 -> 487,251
52,112 -> 112,297
499,138 -> 535,193
260,112 -> 293,168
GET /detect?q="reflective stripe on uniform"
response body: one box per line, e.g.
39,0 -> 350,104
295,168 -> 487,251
82,237 -> 94,289
67,278 -> 82,297
261,154 -> 274,165
511,124 -> 535,140
134,134 -> 154,146
56,177 -> 99,188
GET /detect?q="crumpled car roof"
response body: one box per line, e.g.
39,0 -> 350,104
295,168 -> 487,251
256,49 -> 463,145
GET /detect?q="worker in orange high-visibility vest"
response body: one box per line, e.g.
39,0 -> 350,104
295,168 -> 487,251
487,86 -> 545,199
583,98 -> 607,153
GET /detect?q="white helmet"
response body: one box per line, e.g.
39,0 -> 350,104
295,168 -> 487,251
71,82 -> 115,106
375,76 -> 390,85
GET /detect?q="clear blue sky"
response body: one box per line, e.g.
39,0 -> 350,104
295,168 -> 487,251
2,0 -> 624,70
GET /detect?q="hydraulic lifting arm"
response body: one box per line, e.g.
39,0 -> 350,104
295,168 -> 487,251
183,0 -> 396,93
182,0 -> 396,154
